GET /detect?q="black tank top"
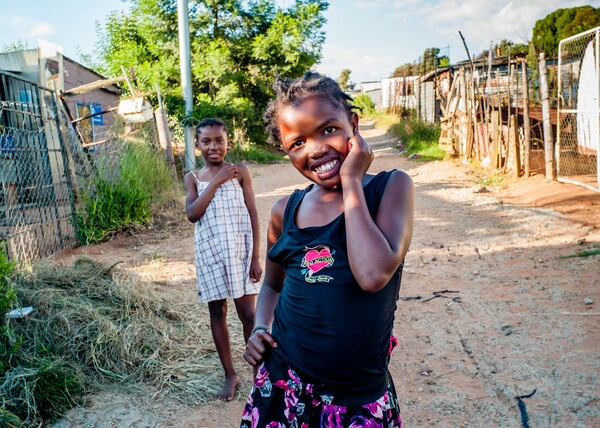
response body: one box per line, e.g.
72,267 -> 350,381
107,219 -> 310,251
267,170 -> 403,404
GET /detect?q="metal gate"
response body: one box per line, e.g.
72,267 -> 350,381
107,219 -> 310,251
0,71 -> 77,262
557,26 -> 600,192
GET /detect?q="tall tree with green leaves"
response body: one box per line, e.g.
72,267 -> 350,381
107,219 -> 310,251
337,68 -> 354,91
532,6 -> 600,59
94,0 -> 328,143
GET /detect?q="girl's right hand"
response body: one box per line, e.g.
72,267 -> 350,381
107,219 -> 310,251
340,132 -> 373,182
214,163 -> 238,185
243,330 -> 277,367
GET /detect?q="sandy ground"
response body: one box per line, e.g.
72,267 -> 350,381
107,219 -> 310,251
50,121 -> 600,427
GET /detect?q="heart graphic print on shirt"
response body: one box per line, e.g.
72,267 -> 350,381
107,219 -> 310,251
300,245 -> 335,283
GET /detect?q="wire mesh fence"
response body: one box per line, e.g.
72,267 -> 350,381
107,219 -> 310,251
0,72 -> 77,262
557,27 -> 600,192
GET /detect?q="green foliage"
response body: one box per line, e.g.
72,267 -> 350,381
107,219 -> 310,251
467,163 -> 506,188
337,69 -> 354,92
0,408 -> 22,427
532,6 -> 600,58
0,242 -> 16,314
1,39 -> 29,53
0,241 -> 19,375
383,115 -> 445,161
225,143 -> 284,164
561,246 -> 600,259
0,244 -> 82,426
352,94 -> 375,116
392,46 -> 448,77
94,0 -> 329,144
76,143 -> 175,244
1,359 -> 83,423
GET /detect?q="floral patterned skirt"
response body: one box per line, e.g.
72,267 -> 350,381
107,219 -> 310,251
240,355 -> 403,428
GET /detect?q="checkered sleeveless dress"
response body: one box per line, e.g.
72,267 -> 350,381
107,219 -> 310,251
190,172 -> 258,303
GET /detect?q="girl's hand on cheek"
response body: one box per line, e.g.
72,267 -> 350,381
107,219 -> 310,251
340,132 -> 373,181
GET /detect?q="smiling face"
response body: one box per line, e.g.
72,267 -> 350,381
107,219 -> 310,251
278,97 -> 358,189
196,124 -> 228,165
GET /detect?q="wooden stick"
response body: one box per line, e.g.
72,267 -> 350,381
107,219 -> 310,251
521,60 -> 531,177
60,76 -> 125,96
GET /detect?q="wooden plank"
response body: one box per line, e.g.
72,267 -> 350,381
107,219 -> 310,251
61,76 -> 125,96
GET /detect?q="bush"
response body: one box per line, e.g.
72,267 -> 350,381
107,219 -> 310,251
76,143 -> 176,244
225,143 -> 284,164
352,94 -> 376,116
387,116 -> 446,161
0,241 -> 19,374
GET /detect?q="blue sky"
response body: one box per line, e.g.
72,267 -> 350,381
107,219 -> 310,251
1,0 -> 598,84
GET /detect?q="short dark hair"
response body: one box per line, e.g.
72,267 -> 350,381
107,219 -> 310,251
263,72 -> 356,145
196,118 -> 228,136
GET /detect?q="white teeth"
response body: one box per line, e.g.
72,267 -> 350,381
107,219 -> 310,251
315,160 -> 337,174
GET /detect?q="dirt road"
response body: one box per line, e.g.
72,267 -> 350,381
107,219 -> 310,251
52,121 -> 600,427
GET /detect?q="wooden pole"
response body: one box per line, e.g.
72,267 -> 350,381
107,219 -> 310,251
511,114 -> 521,177
491,109 -> 499,168
539,52 -> 555,180
521,60 -> 531,177
504,62 -> 514,173
155,107 -> 177,178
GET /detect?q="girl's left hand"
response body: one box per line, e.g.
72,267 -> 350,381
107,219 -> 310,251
249,258 -> 262,283
340,131 -> 374,182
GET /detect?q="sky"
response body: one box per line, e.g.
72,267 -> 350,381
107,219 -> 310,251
1,0 -> 598,85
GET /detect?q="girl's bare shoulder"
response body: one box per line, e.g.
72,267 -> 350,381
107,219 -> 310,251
191,167 -> 213,182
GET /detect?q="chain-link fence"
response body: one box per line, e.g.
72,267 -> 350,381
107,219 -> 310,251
0,71 -> 77,262
557,27 -> 600,192
1,68 -> 171,265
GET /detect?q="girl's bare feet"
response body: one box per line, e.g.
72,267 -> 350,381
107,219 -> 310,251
217,374 -> 240,402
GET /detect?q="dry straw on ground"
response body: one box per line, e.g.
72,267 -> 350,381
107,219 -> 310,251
12,257 -> 223,404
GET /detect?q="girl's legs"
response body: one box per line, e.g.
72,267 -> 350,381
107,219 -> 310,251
208,299 -> 240,401
234,294 -> 258,378
233,294 -> 256,343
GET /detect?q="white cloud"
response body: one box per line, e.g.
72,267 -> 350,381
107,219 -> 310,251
388,0 -> 595,61
27,23 -> 53,37
7,16 -> 54,38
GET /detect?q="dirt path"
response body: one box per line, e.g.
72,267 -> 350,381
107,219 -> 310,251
51,121 -> 600,427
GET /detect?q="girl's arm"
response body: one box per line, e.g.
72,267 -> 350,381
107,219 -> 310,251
185,165 -> 238,223
238,164 -> 262,282
243,196 -> 288,367
341,133 -> 415,293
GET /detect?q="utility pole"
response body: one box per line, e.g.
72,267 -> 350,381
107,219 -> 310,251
177,0 -> 195,172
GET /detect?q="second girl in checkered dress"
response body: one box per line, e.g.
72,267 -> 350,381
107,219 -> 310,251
184,118 -> 262,402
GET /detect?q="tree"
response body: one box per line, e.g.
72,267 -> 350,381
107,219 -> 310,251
532,6 -> 600,58
1,39 -> 29,53
337,68 -> 354,92
94,0 -> 329,143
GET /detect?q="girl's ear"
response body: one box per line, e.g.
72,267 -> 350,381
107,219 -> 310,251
350,112 -> 359,135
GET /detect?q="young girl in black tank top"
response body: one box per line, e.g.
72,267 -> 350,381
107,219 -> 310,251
241,72 -> 414,427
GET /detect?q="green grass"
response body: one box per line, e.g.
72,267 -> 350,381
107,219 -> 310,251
76,142 -> 178,245
226,143 -> 285,164
467,161 -> 506,188
466,162 -> 507,188
561,246 -> 600,259
372,113 -> 446,161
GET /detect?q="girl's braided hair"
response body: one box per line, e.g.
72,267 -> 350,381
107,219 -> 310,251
263,72 -> 357,145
